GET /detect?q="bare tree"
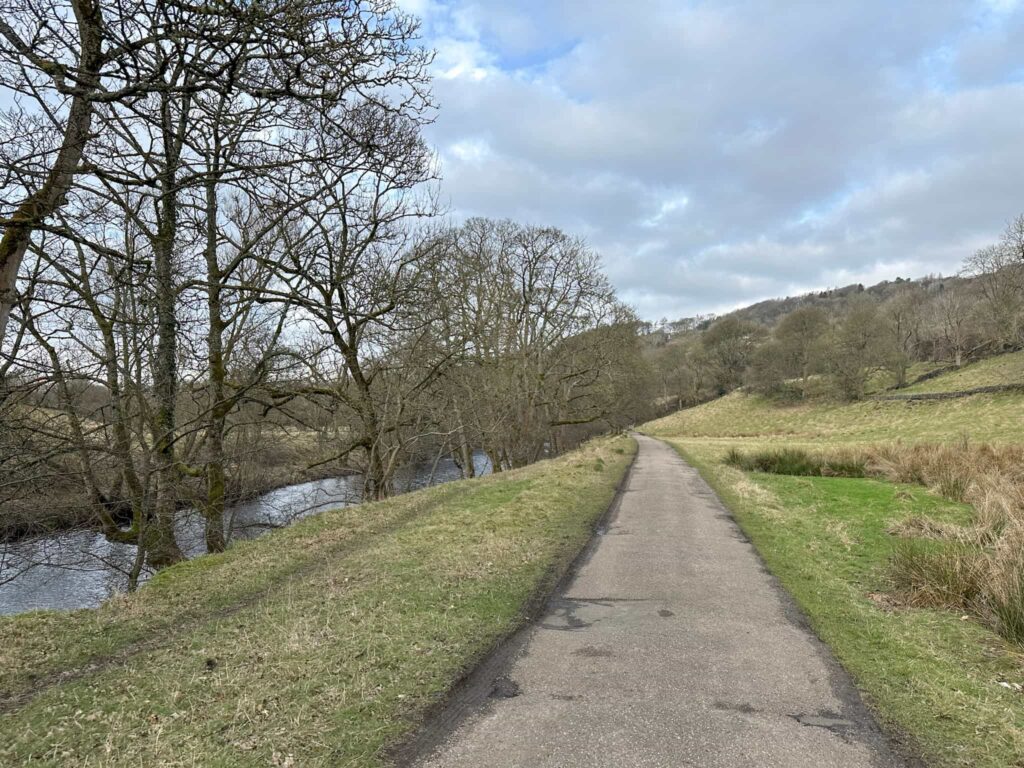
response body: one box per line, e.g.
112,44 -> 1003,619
0,0 -> 110,344
1,0 -> 437,572
429,219 -> 637,471
265,102 -> 440,498
828,297 -> 885,400
879,288 -> 924,388
774,306 -> 828,397
962,239 -> 1024,351
928,286 -> 976,369
701,316 -> 767,394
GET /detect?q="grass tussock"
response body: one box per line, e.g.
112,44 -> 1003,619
724,446 -> 866,477
890,540 -> 988,612
865,442 -> 1024,634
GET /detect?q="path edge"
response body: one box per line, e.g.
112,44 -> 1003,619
385,434 -> 640,767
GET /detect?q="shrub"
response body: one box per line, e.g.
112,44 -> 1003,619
989,568 -> 1024,646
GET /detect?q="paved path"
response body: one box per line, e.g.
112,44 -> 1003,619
418,435 -> 906,768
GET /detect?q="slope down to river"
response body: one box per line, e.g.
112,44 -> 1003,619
0,435 -> 635,767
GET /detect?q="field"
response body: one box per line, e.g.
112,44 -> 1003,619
0,435 -> 635,767
901,350 -> 1024,394
642,354 -> 1024,767
645,387 -> 1022,445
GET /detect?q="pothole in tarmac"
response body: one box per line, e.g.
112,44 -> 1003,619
571,644 -> 614,658
489,677 -> 521,699
791,711 -> 857,741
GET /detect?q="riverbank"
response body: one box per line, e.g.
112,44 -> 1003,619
0,434 -> 635,766
0,443 -> 353,544
1,451 -> 491,615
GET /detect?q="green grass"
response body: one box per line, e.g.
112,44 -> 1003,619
865,361 -> 948,395
902,350 -> 1024,394
724,446 -> 867,477
0,435 -> 635,767
644,388 -> 1024,444
667,441 -> 1024,767
645,351 -> 1024,446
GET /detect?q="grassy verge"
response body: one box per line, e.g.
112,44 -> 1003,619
0,435 -> 635,767
665,439 -> 1024,768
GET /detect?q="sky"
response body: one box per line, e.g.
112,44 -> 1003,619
397,0 -> 1024,321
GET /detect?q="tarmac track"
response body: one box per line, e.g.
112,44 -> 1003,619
414,434 -> 910,768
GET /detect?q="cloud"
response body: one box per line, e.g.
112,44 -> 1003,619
410,0 -> 1024,320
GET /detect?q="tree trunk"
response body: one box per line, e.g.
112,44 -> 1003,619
452,400 -> 474,479
98,313 -> 147,543
487,448 -> 506,473
364,440 -> 389,500
203,178 -> 227,553
148,94 -> 185,568
205,428 -> 227,552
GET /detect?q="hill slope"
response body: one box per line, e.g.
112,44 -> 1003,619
645,352 -> 1024,444
666,273 -> 971,332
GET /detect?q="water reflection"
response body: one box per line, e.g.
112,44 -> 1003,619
0,452 -> 489,615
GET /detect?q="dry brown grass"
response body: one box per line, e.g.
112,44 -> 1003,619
865,442 -> 1024,644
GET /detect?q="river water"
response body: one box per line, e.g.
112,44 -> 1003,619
0,453 -> 490,616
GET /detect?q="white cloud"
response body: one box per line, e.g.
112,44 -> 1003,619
411,0 -> 1024,319
642,193 -> 691,228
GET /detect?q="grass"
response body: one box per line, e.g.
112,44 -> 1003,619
665,442 -> 1024,767
902,350 -> 1024,394
644,387 -> 1024,444
724,442 -> 1024,646
724,446 -> 867,477
645,350 -> 1024,446
0,435 -> 635,767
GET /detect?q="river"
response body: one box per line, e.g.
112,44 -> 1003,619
0,452 -> 490,616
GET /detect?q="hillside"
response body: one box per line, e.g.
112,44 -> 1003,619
665,274 -> 972,332
725,274 -> 971,327
645,352 -> 1024,444
900,349 -> 1024,394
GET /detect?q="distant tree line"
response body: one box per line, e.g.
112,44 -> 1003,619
647,214 -> 1024,406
